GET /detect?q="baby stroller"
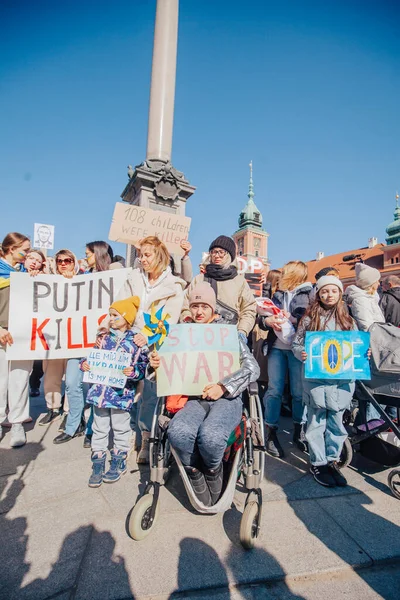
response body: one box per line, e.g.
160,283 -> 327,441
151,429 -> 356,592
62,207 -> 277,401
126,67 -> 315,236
127,382 -> 265,549
340,323 -> 400,499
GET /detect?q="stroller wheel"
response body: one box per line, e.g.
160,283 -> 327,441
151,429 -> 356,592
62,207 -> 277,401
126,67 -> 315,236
388,469 -> 400,500
128,494 -> 159,541
239,501 -> 260,549
337,438 -> 353,469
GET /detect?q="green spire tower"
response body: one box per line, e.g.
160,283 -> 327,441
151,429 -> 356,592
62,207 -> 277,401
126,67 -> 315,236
386,192 -> 400,245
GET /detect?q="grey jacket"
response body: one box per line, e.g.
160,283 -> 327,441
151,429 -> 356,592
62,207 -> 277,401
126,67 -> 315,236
293,314 -> 356,412
220,336 -> 260,398
344,285 -> 385,332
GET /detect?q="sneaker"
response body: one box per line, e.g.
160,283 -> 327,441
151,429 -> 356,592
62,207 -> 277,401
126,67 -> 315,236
185,466 -> 212,506
265,425 -> 284,458
38,410 -> 60,426
88,452 -> 106,488
310,464 -> 336,487
204,462 -> 223,505
293,423 -> 308,453
0,425 -> 3,440
10,424 -> 26,448
29,388 -> 40,397
103,449 -> 128,483
58,413 -> 68,432
328,462 -> 348,487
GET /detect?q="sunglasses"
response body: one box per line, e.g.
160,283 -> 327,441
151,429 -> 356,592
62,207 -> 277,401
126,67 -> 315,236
57,258 -> 74,265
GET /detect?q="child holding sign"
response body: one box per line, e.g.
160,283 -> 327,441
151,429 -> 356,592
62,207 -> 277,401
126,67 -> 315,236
292,276 -> 357,488
149,283 -> 259,507
80,296 -> 149,488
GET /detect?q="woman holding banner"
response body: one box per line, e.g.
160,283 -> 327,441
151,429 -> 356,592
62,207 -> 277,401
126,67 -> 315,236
0,232 -> 32,447
116,236 -> 187,463
53,242 -> 114,445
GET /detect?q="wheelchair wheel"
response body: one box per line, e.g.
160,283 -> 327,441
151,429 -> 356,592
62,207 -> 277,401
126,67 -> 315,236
128,494 -> 159,541
337,438 -> 353,469
388,469 -> 400,500
239,501 -> 260,549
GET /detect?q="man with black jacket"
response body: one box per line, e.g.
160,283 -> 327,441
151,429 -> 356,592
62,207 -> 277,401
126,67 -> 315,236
380,275 -> 400,326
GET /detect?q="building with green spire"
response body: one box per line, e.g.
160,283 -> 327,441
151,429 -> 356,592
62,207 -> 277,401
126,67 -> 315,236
232,162 -> 270,295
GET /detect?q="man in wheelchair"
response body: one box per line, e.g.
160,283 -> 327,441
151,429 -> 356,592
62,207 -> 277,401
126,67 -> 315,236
149,283 -> 260,507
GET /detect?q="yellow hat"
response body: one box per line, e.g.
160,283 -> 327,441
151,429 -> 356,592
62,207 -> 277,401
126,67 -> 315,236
110,296 -> 140,326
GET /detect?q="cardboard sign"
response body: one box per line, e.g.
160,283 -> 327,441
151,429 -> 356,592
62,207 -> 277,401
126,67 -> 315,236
83,349 -> 131,389
157,324 -> 240,396
305,331 -> 371,380
6,269 -> 130,360
34,223 -> 55,250
108,202 -> 191,256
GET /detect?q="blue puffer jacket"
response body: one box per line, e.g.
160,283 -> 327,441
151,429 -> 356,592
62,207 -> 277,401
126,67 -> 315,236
81,329 -> 149,411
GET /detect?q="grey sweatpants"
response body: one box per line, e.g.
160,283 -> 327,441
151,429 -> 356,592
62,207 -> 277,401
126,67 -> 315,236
92,406 -> 131,453
167,396 -> 243,470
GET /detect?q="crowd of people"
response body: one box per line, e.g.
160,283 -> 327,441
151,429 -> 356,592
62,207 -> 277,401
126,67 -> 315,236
0,229 -> 398,498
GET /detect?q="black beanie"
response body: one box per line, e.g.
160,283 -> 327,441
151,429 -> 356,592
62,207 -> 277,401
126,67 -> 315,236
209,235 -> 236,261
315,266 -> 335,280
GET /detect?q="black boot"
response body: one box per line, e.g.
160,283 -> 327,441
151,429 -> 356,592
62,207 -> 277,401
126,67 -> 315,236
185,467 -> 211,507
265,425 -> 284,458
204,462 -> 224,505
293,423 -> 308,453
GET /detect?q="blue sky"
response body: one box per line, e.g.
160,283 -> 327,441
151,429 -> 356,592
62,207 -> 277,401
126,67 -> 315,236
1,0 -> 399,269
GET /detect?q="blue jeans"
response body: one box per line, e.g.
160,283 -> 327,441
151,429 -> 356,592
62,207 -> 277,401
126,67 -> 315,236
168,396 -> 243,470
64,358 -> 89,436
138,379 -> 158,433
306,406 -> 347,466
264,347 -> 306,428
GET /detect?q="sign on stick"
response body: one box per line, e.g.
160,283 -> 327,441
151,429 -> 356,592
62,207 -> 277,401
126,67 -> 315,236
33,223 -> 55,250
108,202 -> 191,256
6,269 -> 130,360
304,331 -> 371,380
156,324 -> 240,396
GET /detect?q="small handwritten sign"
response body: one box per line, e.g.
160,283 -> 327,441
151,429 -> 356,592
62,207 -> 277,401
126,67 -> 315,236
108,202 -> 191,256
305,331 -> 371,380
157,324 -> 240,396
83,349 -> 131,388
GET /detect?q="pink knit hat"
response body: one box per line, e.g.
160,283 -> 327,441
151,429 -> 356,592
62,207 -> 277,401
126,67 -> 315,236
188,283 -> 216,311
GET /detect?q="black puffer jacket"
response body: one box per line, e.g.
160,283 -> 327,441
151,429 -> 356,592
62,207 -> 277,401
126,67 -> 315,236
380,287 -> 400,327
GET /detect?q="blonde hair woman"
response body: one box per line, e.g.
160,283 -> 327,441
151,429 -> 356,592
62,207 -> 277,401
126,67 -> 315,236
263,261 -> 312,459
116,236 -> 187,463
0,232 -> 31,447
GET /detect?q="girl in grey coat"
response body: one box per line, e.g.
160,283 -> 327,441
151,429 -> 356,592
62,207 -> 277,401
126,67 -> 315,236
293,276 -> 357,489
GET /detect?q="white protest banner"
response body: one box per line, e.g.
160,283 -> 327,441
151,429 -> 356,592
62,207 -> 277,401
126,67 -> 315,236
156,324 -> 240,396
6,269 -> 130,360
34,223 -> 55,250
83,349 -> 131,389
108,202 -> 191,256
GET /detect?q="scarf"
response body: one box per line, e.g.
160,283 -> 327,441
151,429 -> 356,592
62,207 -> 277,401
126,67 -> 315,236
0,258 -> 25,290
205,263 -> 238,281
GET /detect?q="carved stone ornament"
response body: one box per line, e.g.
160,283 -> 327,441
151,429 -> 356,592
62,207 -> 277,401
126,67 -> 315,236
133,159 -> 186,201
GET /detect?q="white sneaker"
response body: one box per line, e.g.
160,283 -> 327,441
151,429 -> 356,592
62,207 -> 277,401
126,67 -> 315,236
10,423 -> 26,448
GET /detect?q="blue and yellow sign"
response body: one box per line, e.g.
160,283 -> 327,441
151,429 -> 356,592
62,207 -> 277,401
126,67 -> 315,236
304,331 -> 371,380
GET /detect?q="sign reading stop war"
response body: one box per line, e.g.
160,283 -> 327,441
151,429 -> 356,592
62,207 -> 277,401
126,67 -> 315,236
304,331 -> 371,380
6,270 -> 130,360
156,324 -> 240,396
108,202 -> 191,256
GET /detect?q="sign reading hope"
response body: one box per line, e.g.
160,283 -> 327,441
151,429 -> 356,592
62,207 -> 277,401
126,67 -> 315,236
156,324 -> 240,396
109,202 -> 191,256
304,331 -> 371,380
83,349 -> 131,389
6,269 -> 130,360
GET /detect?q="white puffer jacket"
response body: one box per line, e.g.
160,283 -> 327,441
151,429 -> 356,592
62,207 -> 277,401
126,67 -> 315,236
344,285 -> 385,332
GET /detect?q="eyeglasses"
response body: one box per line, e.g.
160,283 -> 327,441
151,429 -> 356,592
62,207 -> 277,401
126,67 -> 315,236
56,258 -> 74,265
210,249 -> 227,257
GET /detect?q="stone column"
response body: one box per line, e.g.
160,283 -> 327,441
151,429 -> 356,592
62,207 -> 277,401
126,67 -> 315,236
121,0 -> 195,268
146,0 -> 179,162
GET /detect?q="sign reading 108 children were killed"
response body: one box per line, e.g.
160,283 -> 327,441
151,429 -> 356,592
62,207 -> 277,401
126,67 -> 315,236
156,324 -> 240,396
6,269 -> 130,361
304,331 -> 371,380
108,202 -> 191,256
